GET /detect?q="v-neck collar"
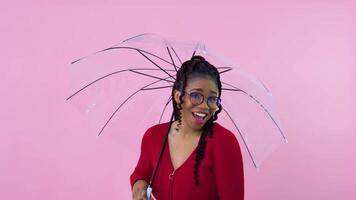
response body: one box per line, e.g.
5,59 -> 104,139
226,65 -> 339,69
166,133 -> 199,172
167,140 -> 198,172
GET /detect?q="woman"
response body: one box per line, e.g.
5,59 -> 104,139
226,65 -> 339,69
130,56 -> 244,200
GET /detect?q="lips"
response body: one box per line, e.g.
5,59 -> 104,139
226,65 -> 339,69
192,112 -> 208,121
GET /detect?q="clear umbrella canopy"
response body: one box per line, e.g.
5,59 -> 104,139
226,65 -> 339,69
67,33 -> 287,168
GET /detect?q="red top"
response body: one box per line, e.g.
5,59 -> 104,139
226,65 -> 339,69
130,122 -> 244,200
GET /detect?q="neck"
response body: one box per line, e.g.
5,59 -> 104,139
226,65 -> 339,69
172,120 -> 202,137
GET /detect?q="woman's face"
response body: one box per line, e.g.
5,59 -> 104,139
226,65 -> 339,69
174,77 -> 219,131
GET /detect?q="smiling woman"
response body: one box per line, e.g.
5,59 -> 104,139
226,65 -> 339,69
130,56 -> 244,200
174,78 -> 219,129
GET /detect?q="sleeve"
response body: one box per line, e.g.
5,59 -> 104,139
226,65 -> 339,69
213,129 -> 244,200
130,127 -> 154,190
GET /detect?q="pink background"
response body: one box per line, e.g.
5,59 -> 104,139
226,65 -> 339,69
1,0 -> 355,199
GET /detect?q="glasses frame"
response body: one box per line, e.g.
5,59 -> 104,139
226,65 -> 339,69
183,91 -> 221,109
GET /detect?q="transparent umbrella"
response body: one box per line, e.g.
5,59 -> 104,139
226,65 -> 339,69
66,33 -> 287,169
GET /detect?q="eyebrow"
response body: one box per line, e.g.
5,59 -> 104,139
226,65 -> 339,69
190,88 -> 218,95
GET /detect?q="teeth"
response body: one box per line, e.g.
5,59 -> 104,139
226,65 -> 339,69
194,112 -> 207,117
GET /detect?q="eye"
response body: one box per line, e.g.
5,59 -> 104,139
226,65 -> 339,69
207,96 -> 218,103
190,92 -> 202,100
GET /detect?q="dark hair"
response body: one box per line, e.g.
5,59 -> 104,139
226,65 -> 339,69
171,55 -> 222,186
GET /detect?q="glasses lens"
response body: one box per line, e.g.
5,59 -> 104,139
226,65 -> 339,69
207,96 -> 219,108
189,92 -> 203,105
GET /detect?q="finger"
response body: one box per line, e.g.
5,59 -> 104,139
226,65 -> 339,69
141,190 -> 147,200
135,196 -> 144,200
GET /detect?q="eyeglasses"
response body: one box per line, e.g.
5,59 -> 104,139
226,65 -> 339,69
184,91 -> 221,109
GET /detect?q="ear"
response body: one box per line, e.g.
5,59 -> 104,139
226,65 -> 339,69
174,90 -> 181,104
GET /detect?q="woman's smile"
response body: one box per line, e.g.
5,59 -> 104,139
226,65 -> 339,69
175,78 -> 219,131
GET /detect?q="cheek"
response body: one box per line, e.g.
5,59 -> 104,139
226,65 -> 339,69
180,102 -> 194,117
181,102 -> 193,112
181,96 -> 193,109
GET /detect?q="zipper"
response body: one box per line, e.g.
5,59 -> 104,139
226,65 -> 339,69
169,170 -> 175,180
168,170 -> 175,200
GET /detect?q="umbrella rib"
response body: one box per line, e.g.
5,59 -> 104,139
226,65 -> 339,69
141,85 -> 173,91
222,108 -> 258,168
170,47 -> 182,65
159,96 -> 172,123
136,50 -> 176,80
166,47 -> 178,72
222,81 -> 287,141
191,41 -> 200,59
108,33 -> 154,48
97,76 -> 172,136
258,79 -> 272,94
221,88 -> 242,91
191,50 -> 196,58
71,46 -> 174,67
121,33 -> 153,43
110,46 -> 174,66
217,67 -> 233,74
66,68 -> 173,101
130,70 -> 175,83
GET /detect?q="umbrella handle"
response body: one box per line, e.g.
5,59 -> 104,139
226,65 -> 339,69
146,186 -> 152,199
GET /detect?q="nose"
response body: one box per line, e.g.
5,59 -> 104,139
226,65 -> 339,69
198,99 -> 209,110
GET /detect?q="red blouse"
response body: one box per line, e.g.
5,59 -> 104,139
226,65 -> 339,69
130,122 -> 244,200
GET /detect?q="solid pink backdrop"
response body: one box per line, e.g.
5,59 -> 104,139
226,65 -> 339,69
1,0 -> 355,199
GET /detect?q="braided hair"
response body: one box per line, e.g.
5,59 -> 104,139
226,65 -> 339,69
171,55 -> 223,186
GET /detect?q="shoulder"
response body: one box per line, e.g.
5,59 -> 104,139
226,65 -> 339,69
212,123 -> 238,141
210,123 -> 243,163
146,122 -> 169,134
211,123 -> 241,149
142,122 -> 170,141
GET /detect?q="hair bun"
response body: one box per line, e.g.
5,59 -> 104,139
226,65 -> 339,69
191,55 -> 206,62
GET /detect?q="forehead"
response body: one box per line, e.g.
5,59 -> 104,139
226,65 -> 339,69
185,77 -> 218,93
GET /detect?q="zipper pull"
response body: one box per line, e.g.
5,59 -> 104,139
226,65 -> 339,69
169,170 -> 175,180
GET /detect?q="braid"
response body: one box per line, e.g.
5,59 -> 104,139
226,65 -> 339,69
193,125 -> 208,186
172,55 -> 223,186
176,78 -> 186,130
173,63 -> 189,131
194,90 -> 222,186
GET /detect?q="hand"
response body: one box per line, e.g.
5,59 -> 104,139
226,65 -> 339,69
132,180 -> 148,200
